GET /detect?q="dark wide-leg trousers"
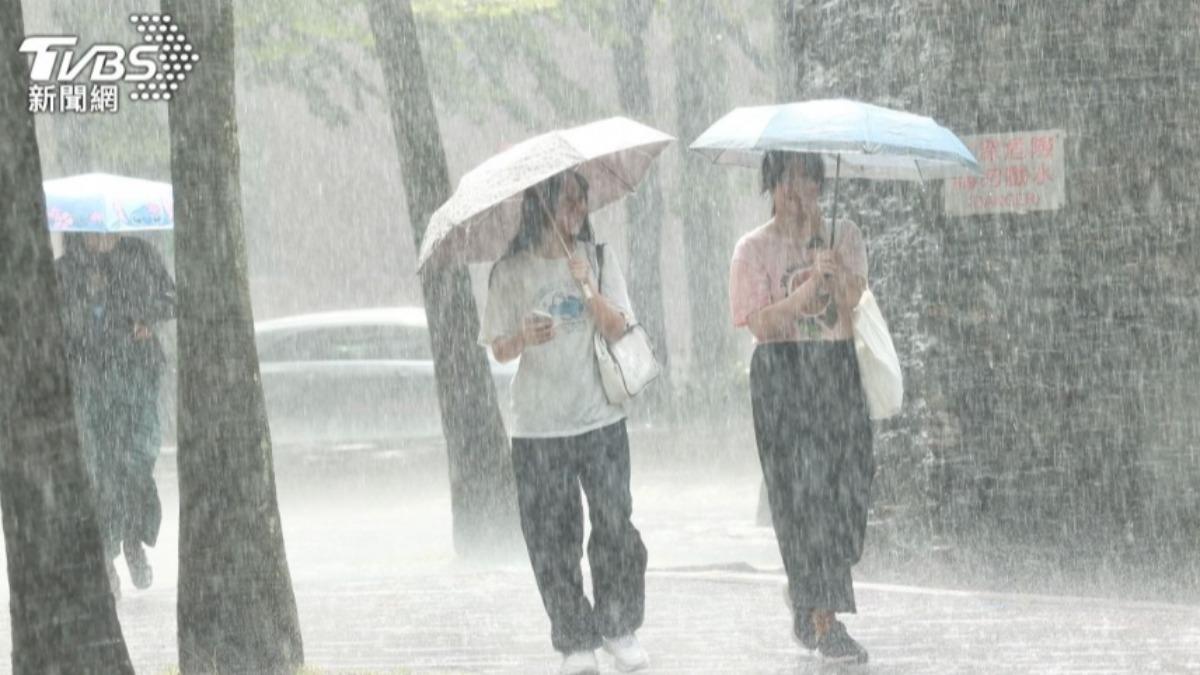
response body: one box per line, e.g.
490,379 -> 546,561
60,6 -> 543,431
511,420 -> 648,654
750,341 -> 874,615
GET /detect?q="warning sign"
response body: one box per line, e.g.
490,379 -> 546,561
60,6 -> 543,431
945,130 -> 1066,216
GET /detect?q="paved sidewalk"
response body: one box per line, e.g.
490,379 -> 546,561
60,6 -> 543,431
3,436 -> 1199,673
112,564 -> 1200,674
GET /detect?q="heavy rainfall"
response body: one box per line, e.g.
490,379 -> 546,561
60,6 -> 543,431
1,1 -> 1198,674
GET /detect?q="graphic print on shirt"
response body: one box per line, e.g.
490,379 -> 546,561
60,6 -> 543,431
534,282 -> 588,334
782,263 -> 838,339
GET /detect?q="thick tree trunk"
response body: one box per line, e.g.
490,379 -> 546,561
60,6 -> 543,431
0,1 -> 133,672
774,0 -> 811,100
611,0 -> 674,421
367,0 -> 518,556
162,2 -> 304,672
669,0 -> 737,409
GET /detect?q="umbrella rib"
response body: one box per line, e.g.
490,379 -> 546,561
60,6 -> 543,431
594,155 -> 639,194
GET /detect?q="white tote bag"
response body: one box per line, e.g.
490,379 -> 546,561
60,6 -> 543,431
592,244 -> 661,405
852,288 -> 903,420
594,324 -> 661,405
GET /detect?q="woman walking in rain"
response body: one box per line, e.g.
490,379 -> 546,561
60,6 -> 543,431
480,170 -> 650,675
58,232 -> 175,598
729,151 -> 873,664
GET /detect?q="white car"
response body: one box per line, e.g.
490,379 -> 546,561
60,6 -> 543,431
254,307 -> 515,448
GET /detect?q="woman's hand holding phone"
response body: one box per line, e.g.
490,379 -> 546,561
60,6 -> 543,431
522,310 -> 556,346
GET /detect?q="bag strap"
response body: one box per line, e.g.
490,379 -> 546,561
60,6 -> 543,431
595,243 -> 605,292
593,243 -> 637,334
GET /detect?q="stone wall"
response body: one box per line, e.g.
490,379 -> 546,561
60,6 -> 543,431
786,0 -> 1200,563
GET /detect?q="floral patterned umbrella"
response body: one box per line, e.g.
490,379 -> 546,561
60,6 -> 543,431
43,173 -> 173,233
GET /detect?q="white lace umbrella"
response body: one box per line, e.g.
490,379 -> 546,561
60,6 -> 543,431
417,116 -> 674,270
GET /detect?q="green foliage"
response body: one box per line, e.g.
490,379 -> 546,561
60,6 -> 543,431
44,0 -> 171,179
42,0 -> 776,166
417,18 -> 542,127
559,0 -> 630,45
296,662 -> 417,667
708,0 -> 773,76
237,0 -> 378,127
413,0 -> 559,20
234,0 -> 600,131
162,662 -> 417,667
412,2 -> 600,128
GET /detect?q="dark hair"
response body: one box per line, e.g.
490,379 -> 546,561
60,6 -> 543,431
503,170 -> 594,258
760,150 -> 825,195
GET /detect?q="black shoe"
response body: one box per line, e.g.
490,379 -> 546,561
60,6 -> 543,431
124,541 -> 153,590
793,607 -> 818,651
817,620 -> 869,664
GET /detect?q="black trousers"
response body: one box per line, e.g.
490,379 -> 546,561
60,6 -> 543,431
750,341 -> 874,615
511,420 -> 648,654
77,365 -> 163,560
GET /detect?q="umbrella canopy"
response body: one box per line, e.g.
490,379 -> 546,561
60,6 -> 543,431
417,116 -> 674,270
689,99 -> 980,181
44,173 -> 173,233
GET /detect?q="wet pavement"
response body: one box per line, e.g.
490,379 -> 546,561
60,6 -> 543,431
2,430 -> 1198,673
111,566 -> 1200,674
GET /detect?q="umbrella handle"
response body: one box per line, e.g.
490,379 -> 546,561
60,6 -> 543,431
535,189 -> 594,300
829,154 -> 841,250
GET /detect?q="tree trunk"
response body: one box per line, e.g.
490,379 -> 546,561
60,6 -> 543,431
0,1 -> 134,671
162,2 -> 304,672
669,0 -> 737,409
611,0 -> 674,422
774,0 -> 811,100
366,0 -> 519,556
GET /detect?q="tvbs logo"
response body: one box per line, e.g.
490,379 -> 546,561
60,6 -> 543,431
20,14 -> 199,113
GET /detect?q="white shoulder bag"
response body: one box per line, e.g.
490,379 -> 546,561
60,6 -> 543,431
852,288 -> 903,420
591,244 -> 661,405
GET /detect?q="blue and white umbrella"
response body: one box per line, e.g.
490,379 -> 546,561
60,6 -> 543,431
44,173 -> 173,233
690,99 -> 980,181
690,99 -> 980,243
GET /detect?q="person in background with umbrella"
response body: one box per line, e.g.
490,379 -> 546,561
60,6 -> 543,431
480,170 -> 650,675
57,232 -> 175,598
728,151 -> 872,664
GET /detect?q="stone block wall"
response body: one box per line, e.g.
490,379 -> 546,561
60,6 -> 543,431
785,0 -> 1200,559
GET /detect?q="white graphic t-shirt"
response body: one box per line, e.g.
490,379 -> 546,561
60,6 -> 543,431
479,241 -> 633,438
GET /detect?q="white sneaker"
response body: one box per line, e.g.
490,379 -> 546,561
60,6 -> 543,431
603,633 -> 650,672
559,650 -> 599,675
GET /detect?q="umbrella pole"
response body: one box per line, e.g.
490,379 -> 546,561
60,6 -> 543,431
536,189 -> 594,299
829,154 -> 841,249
